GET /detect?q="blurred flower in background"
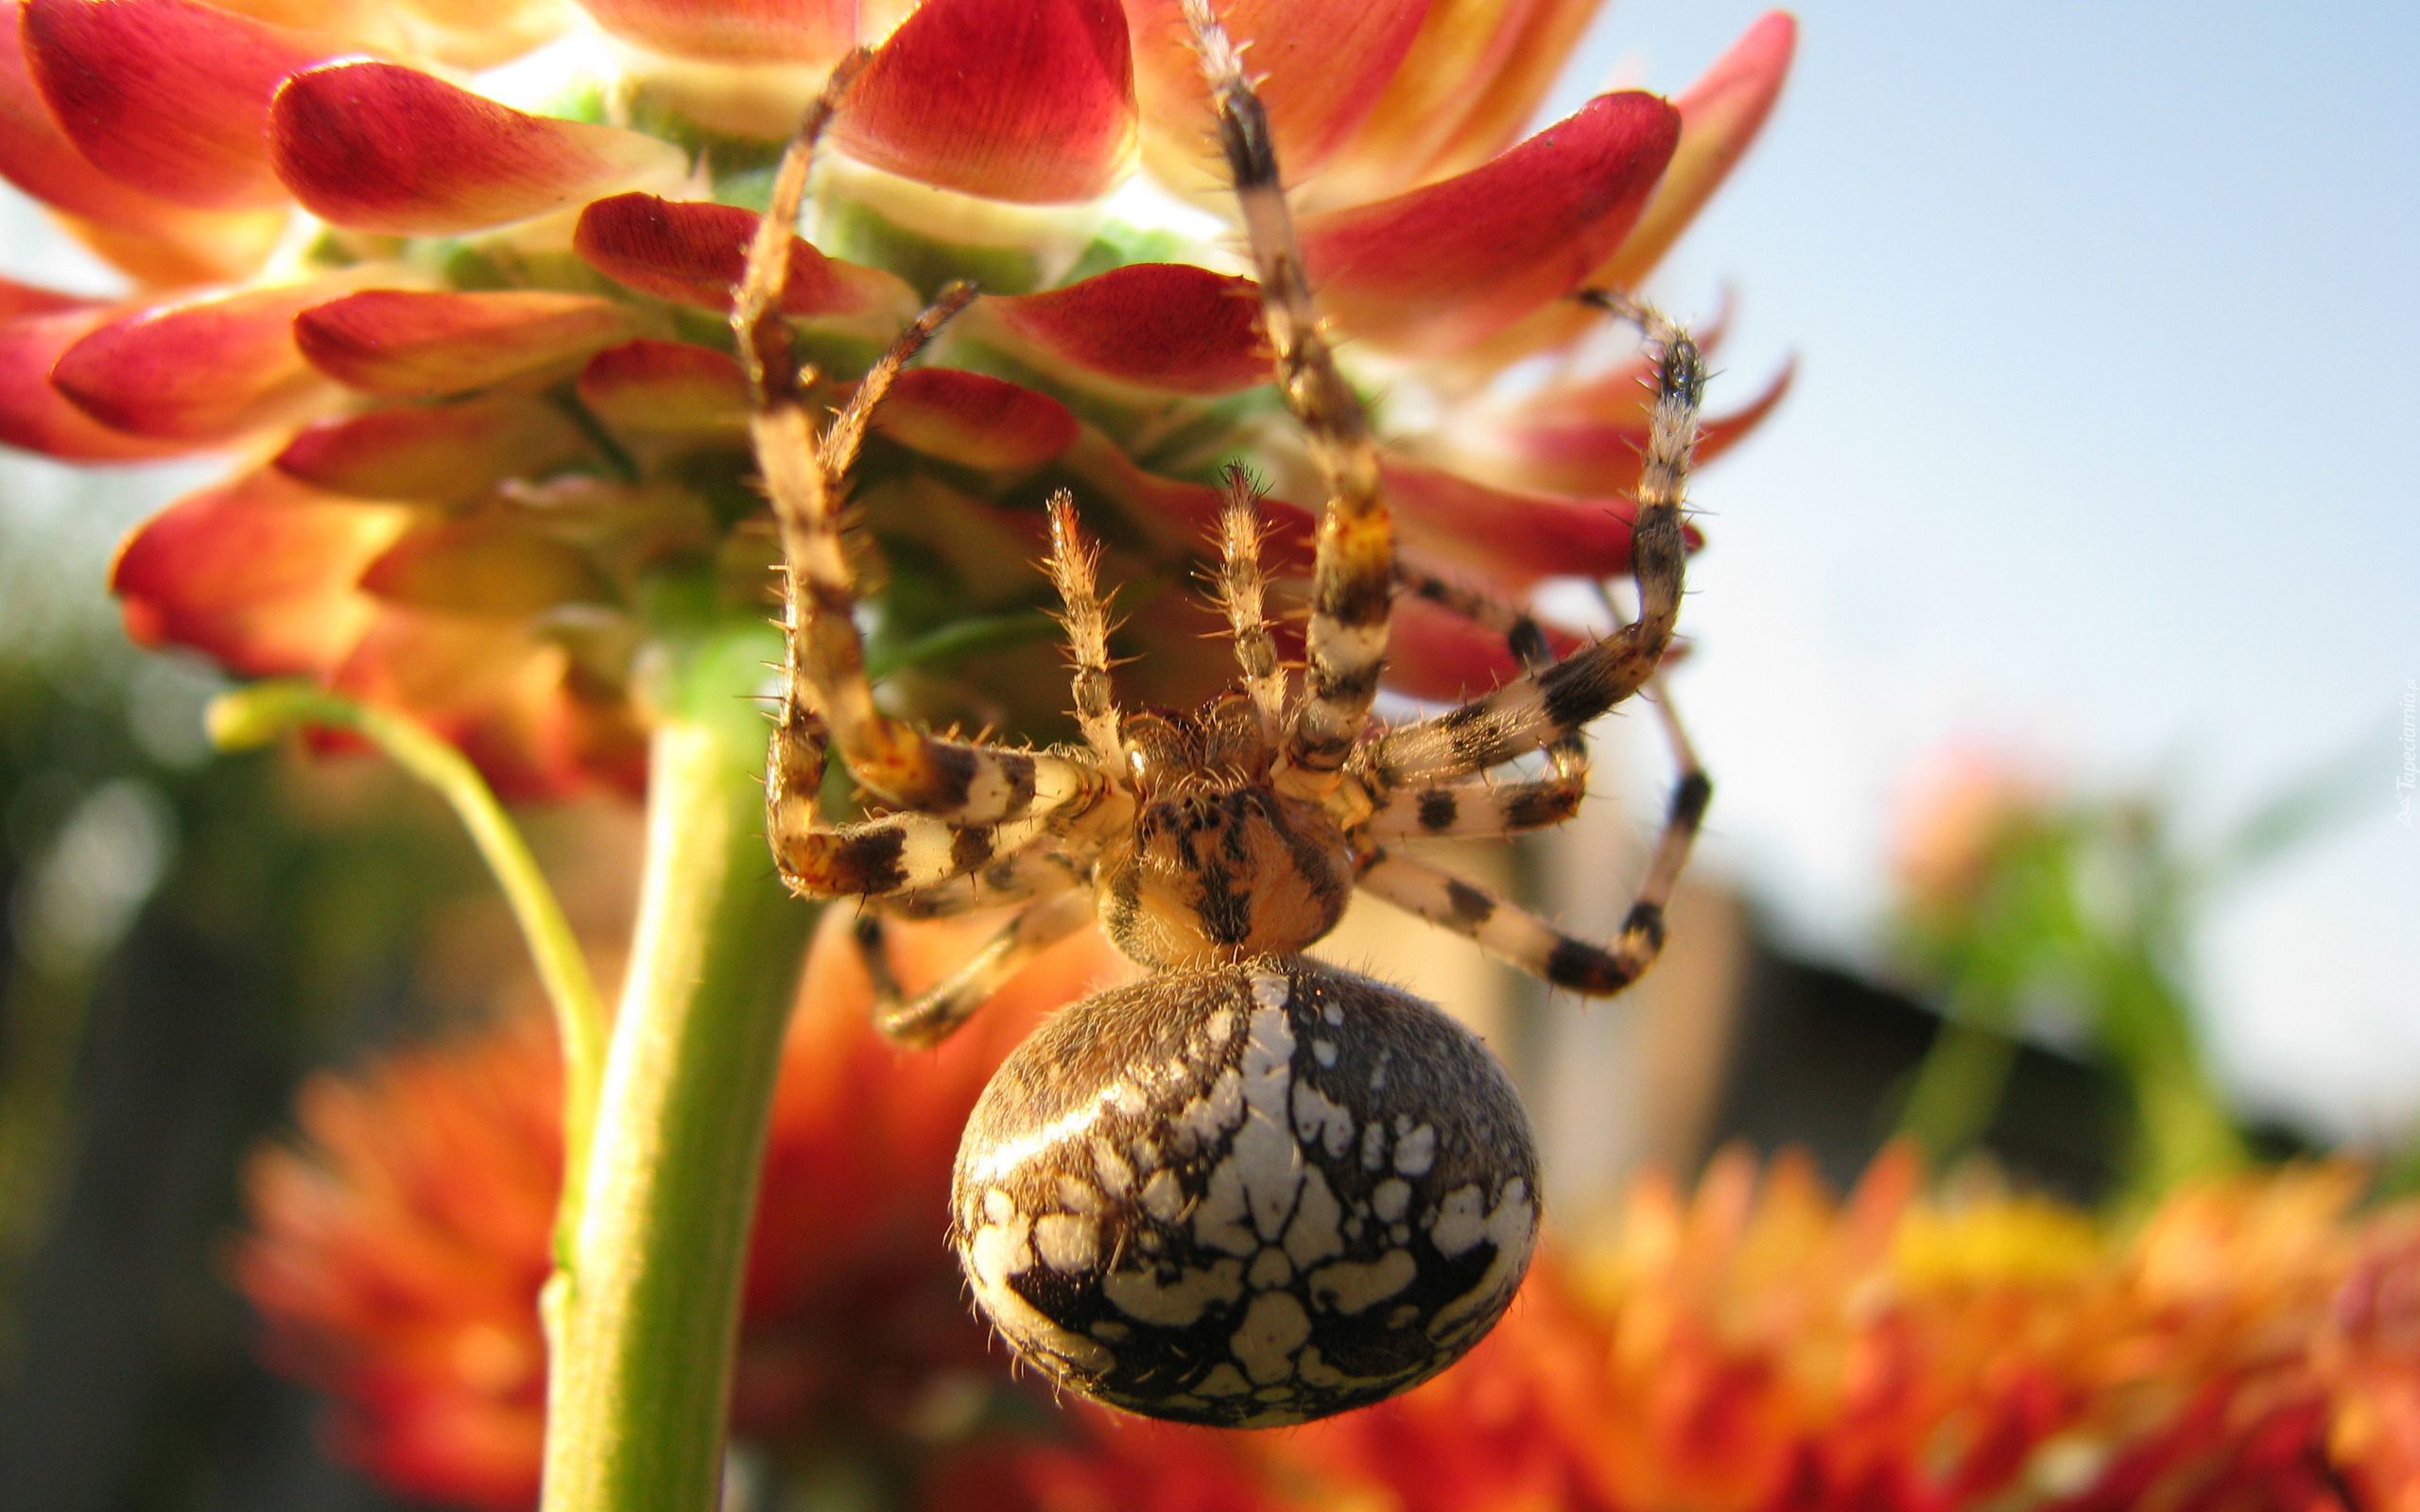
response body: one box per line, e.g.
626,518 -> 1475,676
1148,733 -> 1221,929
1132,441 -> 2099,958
1886,741 -> 2376,1194
237,910 -> 1132,1507
251,1012 -> 2420,1512
0,0 -> 1793,798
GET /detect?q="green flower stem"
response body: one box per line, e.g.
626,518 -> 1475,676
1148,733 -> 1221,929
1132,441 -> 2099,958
1896,1003 -> 2018,1164
540,620 -> 812,1512
207,681 -> 609,1207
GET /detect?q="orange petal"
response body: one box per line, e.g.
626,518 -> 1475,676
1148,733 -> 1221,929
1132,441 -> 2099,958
1298,92 -> 1678,354
1379,0 -> 1602,191
51,279 -> 358,441
834,0 -> 1136,204
331,612 -> 637,801
361,518 -> 613,616
1461,358 -> 1792,499
575,339 -> 750,436
269,61 -> 688,235
111,470 -> 406,675
379,0 -> 572,70
566,0 -> 879,65
296,290 -> 637,399
1380,459 -> 1702,585
573,193 -> 913,318
21,0 -> 337,210
1315,0 -> 1557,202
978,263 -> 1268,394
873,368 -> 1077,472
1122,0 -> 1432,189
0,303 -> 195,459
274,395 -> 591,501
1601,11 -> 1796,288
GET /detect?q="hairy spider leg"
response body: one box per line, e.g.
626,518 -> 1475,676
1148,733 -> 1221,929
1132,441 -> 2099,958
853,889 -> 1098,1047
1183,0 -> 1392,781
1043,491 -> 1125,766
735,63 -> 1103,841
870,846 -> 1091,921
1354,297 -> 1713,993
1355,846 -> 1677,995
1363,313 -> 1703,787
1210,466 -> 1287,746
1361,563 -> 1591,840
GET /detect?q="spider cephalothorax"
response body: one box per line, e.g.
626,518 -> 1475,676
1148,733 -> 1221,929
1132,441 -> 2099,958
733,2 -> 1711,1428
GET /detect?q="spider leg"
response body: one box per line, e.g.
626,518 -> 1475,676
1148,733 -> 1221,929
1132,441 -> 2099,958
1365,311 -> 1703,787
1043,491 -> 1124,766
870,845 -> 1090,921
1211,466 -> 1286,745
735,74 -> 1104,832
1369,574 -> 1710,867
855,889 -> 1096,1047
1357,846 -> 1687,997
1366,771 -> 1584,840
768,796 -> 1080,902
1184,1 -> 1392,782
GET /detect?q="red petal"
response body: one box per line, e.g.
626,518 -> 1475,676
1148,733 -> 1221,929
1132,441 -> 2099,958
0,274 -> 94,320
111,470 -> 406,674
1602,11 -> 1795,287
978,264 -> 1269,394
566,0 -> 879,64
0,304 -> 195,459
1122,0 -> 1432,189
1461,358 -> 1793,499
274,395 -> 590,501
573,194 -> 913,319
22,0 -> 336,209
575,339 -> 750,436
1059,428 -> 1314,569
269,61 -> 687,235
295,290 -> 636,399
1379,584 -> 1590,702
873,368 -> 1077,472
52,279 -> 359,440
834,0 -> 1136,204
1380,459 -> 1703,585
361,518 -> 612,616
0,15 -> 284,281
1298,92 -> 1678,354
1449,16 -> 1796,372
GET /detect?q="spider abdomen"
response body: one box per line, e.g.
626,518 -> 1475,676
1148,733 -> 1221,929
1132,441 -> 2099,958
952,959 -> 1539,1427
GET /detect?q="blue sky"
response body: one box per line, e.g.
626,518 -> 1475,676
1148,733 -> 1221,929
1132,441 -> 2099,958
1557,0 -> 2420,1137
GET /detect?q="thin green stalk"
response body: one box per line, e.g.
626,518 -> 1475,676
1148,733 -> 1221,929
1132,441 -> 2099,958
540,620 -> 812,1512
1896,1010 -> 2019,1164
209,681 -> 609,1216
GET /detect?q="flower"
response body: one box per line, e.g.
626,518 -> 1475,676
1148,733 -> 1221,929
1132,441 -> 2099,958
233,910 -> 1134,1508
927,1150 -> 2420,1512
2,0 -> 1794,796
1891,747 -> 2061,924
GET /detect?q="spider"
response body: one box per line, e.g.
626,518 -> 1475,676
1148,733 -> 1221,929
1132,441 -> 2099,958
731,3 -> 1710,1430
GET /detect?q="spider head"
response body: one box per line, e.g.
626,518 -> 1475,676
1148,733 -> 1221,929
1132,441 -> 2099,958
1098,694 -> 1354,968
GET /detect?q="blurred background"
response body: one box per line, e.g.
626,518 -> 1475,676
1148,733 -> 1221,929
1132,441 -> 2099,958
2,0 -> 2414,1507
